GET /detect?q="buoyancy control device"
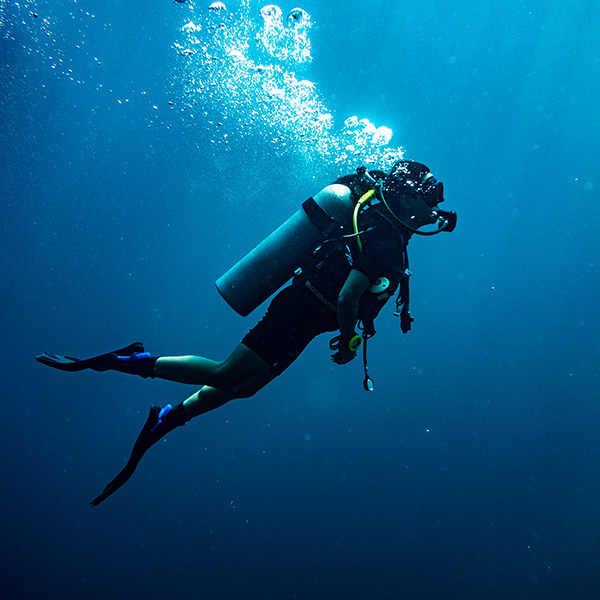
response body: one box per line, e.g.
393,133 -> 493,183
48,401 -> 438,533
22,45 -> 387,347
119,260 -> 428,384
215,161 -> 456,317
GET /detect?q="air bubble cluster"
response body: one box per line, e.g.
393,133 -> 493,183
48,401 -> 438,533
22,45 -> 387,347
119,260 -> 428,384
257,4 -> 311,64
173,1 -> 404,178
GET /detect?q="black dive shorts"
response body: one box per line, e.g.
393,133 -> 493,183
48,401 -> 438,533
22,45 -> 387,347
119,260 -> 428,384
242,283 -> 339,375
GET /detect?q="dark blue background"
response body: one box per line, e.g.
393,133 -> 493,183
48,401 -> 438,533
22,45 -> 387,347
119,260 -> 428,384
1,1 -> 599,598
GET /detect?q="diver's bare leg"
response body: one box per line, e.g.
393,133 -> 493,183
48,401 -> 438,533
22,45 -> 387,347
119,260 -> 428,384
182,371 -> 276,418
153,343 -> 270,388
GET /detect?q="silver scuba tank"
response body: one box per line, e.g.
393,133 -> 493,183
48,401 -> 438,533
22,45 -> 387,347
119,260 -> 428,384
215,184 -> 354,317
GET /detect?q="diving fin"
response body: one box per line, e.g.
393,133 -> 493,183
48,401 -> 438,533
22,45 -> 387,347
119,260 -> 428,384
91,405 -> 164,507
90,403 -> 188,507
36,342 -> 145,372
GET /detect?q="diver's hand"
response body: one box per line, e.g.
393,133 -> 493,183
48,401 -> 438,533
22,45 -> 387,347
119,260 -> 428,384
331,346 -> 357,365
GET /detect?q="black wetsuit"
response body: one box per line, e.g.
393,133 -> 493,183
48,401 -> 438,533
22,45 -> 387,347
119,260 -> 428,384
242,208 -> 410,374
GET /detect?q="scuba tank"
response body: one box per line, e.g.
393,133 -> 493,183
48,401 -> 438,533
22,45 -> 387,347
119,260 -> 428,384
216,184 -> 355,316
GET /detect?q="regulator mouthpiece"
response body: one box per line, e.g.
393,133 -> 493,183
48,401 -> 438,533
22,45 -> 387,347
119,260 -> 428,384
436,210 -> 457,233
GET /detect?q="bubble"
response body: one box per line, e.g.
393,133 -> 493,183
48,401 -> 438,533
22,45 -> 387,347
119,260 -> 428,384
288,8 -> 309,27
372,126 -> 393,145
293,79 -> 315,98
344,116 -> 359,130
209,1 -> 226,11
260,4 -> 283,21
363,121 -> 376,135
182,21 -> 201,33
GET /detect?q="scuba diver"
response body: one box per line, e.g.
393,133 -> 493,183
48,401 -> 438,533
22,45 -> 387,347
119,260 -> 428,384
36,160 -> 456,506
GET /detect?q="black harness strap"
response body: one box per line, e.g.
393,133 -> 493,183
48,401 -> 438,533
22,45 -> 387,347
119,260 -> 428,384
302,197 -> 338,237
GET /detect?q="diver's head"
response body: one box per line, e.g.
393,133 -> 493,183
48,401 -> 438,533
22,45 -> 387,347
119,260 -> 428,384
383,160 -> 444,208
376,160 -> 455,235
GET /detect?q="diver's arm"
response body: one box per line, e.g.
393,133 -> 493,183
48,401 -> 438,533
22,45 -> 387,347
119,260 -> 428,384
333,269 -> 370,364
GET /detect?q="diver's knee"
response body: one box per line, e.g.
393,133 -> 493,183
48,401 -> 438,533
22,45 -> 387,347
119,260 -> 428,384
211,361 -> 240,390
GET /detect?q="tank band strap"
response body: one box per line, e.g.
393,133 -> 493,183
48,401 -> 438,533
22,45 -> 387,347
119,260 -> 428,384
302,197 -> 338,237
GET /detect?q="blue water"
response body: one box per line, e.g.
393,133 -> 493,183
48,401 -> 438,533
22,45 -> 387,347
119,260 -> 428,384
1,1 -> 599,598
